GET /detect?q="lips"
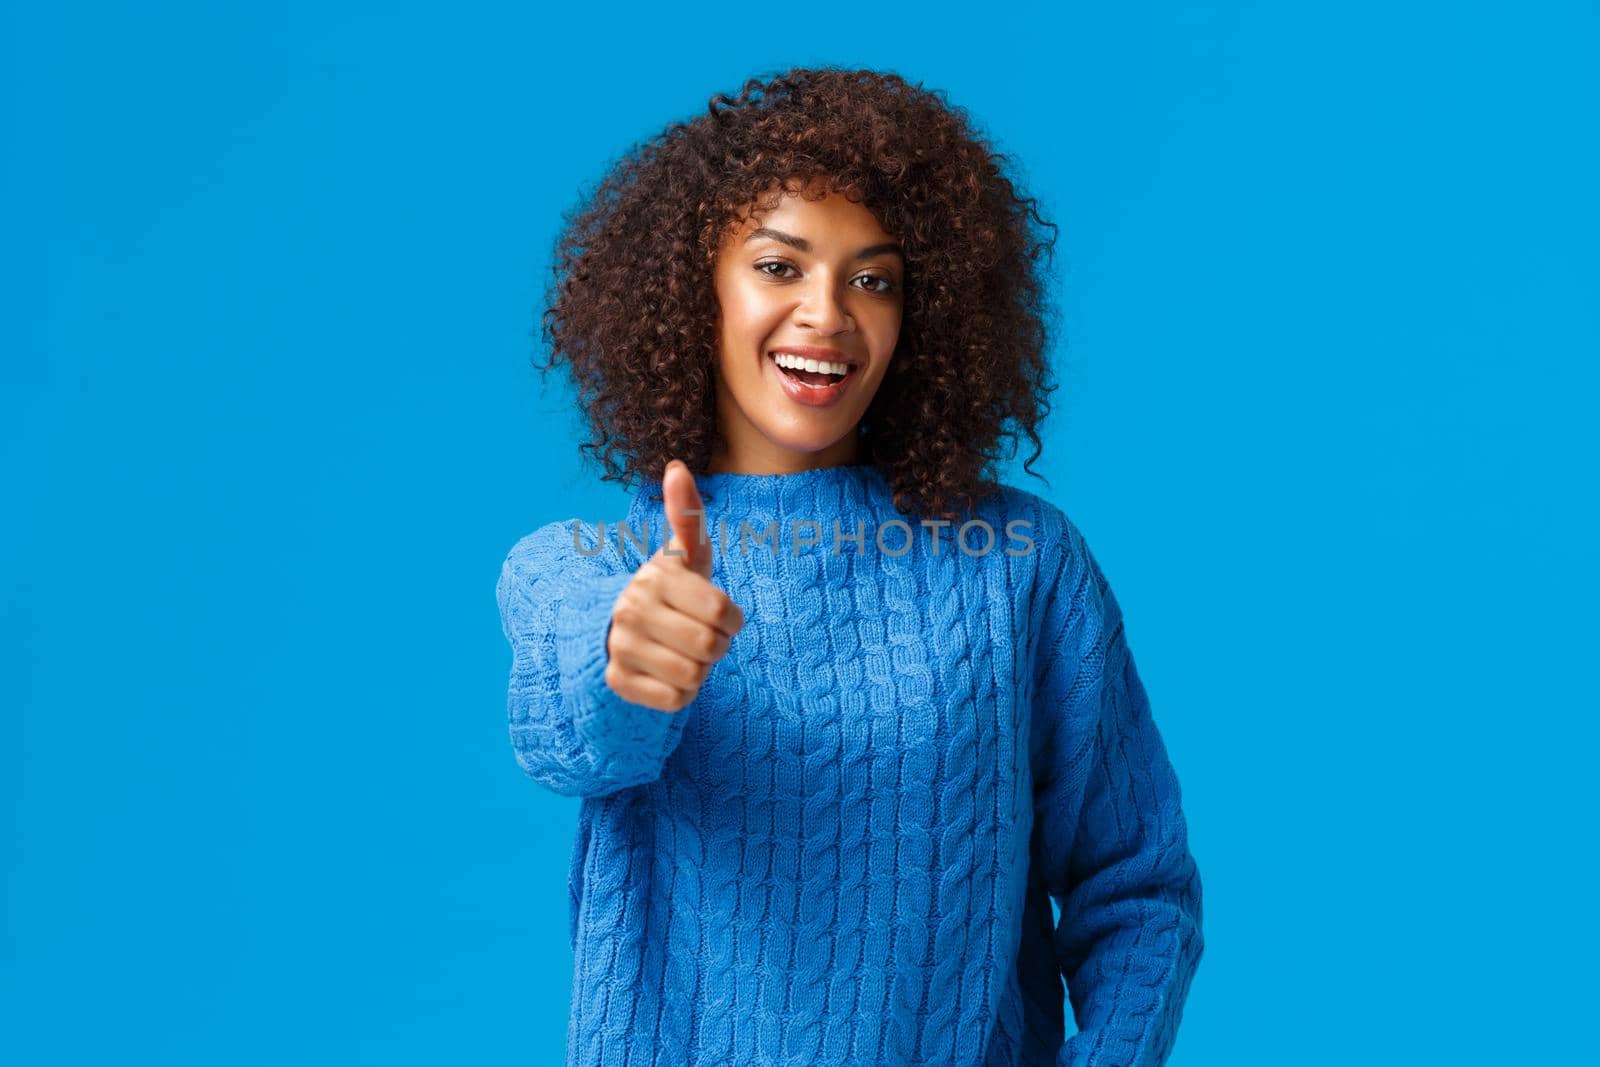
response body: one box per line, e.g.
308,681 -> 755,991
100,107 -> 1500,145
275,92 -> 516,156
764,348 -> 857,374
765,349 -> 857,408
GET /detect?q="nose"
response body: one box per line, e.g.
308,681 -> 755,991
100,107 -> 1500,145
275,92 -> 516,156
794,275 -> 854,335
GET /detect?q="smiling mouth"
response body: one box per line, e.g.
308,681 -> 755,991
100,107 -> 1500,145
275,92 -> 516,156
767,351 -> 858,387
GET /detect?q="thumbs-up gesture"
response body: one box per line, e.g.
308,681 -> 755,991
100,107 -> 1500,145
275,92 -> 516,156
604,460 -> 745,712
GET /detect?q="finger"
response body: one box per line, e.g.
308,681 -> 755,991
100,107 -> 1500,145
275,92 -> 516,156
661,459 -> 711,578
609,629 -> 713,693
603,662 -> 690,713
655,568 -> 745,638
626,604 -> 733,666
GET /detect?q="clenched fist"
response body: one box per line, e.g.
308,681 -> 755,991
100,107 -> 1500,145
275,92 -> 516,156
604,459 -> 745,712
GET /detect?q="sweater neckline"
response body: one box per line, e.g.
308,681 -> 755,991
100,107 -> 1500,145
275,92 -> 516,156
693,462 -> 880,493
630,461 -> 889,519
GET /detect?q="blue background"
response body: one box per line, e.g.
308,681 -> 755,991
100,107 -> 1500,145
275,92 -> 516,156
5,2 -> 1596,1063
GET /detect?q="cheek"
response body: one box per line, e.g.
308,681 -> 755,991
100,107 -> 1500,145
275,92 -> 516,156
717,284 -> 773,334
870,309 -> 903,356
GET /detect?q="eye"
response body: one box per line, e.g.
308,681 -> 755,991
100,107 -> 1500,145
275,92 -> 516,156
752,259 -> 902,292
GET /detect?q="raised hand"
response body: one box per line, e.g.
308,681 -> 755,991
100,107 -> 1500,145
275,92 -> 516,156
604,459 -> 744,711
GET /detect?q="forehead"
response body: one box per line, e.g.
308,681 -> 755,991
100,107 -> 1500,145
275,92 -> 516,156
722,185 -> 895,247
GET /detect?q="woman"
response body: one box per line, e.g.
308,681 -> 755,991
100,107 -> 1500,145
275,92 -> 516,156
496,66 -> 1204,1066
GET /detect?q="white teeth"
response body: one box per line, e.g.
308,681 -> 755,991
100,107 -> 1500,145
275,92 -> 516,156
772,352 -> 851,376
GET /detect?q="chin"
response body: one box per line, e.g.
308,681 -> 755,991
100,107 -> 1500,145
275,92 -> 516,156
769,426 -> 857,453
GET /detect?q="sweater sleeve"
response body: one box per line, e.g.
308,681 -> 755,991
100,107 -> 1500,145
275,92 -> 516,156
1030,513 -> 1204,1067
494,518 -> 691,798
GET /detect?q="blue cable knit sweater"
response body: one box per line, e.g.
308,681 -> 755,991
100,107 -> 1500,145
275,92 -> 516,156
495,463 -> 1203,1066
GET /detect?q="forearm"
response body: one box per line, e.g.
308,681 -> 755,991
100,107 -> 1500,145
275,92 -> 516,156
498,526 -> 688,798
1052,644 -> 1204,1067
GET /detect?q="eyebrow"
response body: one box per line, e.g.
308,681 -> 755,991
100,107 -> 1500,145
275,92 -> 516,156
744,226 -> 904,260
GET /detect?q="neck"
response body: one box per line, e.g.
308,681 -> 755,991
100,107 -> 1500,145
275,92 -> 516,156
707,433 -> 863,476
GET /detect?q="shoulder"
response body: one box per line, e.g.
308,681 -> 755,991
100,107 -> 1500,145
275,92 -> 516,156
499,514 -> 632,585
984,482 -> 1116,634
980,482 -> 1092,570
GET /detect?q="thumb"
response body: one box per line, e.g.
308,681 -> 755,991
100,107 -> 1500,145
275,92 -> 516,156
662,459 -> 712,578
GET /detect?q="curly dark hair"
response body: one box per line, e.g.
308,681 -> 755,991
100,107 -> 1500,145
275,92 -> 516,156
533,65 -> 1062,521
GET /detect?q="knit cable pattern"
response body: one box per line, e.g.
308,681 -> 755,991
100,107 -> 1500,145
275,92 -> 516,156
495,464 -> 1204,1066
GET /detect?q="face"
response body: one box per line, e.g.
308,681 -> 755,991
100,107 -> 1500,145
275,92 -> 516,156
709,181 -> 904,474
